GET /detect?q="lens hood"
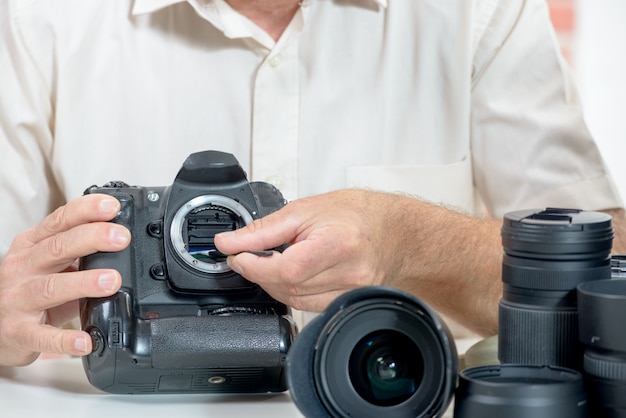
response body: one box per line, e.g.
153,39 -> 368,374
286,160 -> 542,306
578,279 -> 626,417
454,364 -> 588,418
286,286 -> 457,418
578,279 -> 626,352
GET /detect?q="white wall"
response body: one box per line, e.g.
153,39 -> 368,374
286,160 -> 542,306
573,0 -> 626,202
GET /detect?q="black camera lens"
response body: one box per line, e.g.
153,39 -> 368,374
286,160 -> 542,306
498,208 -> 613,370
287,286 -> 457,418
578,279 -> 626,417
454,364 -> 588,418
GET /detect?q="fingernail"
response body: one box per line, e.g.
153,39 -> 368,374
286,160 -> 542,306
227,256 -> 243,275
110,226 -> 130,245
99,197 -> 119,214
98,272 -> 119,291
215,230 -> 235,240
74,336 -> 89,354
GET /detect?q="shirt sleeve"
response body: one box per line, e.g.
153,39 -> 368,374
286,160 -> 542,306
0,2 -> 64,259
470,0 -> 623,218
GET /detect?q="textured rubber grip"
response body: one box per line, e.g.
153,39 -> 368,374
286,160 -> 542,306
498,301 -> 582,369
151,314 -> 282,369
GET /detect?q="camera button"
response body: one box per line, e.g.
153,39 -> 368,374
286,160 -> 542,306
89,329 -> 105,356
150,263 -> 166,280
147,221 -> 163,238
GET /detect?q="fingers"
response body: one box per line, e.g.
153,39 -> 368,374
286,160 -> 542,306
226,240 -> 375,312
0,194 -> 127,366
18,193 -> 122,250
218,192 -> 387,312
4,194 -> 130,275
29,221 -> 130,274
0,267 -> 122,364
21,269 -> 122,312
7,326 -> 93,365
214,208 -> 300,255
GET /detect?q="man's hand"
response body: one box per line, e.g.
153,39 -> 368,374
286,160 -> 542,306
215,189 -> 503,336
216,190 -> 388,312
0,194 -> 130,366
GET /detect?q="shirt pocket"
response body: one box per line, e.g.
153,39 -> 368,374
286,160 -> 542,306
346,155 -> 477,214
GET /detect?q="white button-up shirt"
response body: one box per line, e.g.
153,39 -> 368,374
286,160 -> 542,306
0,0 -> 622,257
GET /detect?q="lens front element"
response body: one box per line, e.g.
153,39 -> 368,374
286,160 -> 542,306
349,330 -> 423,407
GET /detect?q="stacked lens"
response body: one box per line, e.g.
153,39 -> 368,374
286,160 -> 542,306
498,208 -> 614,370
456,207 -> 616,418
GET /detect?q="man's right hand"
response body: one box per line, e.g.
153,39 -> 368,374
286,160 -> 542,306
0,194 -> 130,366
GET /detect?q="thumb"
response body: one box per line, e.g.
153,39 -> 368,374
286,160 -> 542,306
214,209 -> 297,254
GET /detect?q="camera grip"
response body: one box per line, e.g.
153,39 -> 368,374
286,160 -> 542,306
151,315 -> 285,369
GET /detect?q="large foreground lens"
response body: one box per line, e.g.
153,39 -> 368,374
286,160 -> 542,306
454,365 -> 588,418
287,286 -> 457,418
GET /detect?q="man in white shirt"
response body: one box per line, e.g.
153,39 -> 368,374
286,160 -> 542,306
0,0 -> 624,367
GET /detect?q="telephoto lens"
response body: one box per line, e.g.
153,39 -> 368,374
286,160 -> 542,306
286,286 -> 457,418
578,279 -> 626,417
454,364 -> 588,418
498,208 -> 614,370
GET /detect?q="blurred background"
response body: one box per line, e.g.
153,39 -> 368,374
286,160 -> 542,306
548,0 -> 626,201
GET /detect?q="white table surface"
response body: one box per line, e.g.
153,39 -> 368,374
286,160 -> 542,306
0,356 -> 304,418
0,338 -> 479,417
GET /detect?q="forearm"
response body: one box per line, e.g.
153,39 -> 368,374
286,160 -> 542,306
381,194 -> 502,337
216,189 -> 505,337
393,205 -> 626,338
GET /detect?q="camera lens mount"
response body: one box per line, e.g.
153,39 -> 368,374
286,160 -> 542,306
170,194 -> 253,274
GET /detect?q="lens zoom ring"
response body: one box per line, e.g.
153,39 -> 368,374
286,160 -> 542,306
498,303 -> 580,368
584,352 -> 626,380
502,263 -> 610,290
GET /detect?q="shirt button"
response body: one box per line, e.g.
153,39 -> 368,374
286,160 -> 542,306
264,175 -> 284,189
268,54 -> 283,67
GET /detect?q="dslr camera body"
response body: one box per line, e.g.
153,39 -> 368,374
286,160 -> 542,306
79,150 -> 297,394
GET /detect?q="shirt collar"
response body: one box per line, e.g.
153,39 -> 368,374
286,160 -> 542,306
131,0 -> 387,15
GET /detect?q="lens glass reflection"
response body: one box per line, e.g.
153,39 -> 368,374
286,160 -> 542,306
349,330 -> 423,406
